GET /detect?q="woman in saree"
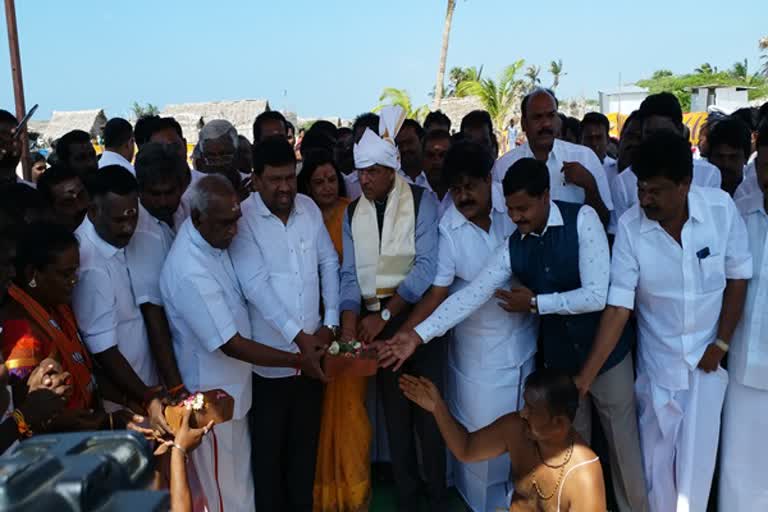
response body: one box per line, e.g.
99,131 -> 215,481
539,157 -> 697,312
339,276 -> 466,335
299,149 -> 372,511
1,222 -> 143,431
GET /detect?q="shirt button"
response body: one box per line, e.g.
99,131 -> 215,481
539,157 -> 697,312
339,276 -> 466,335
545,267 -> 550,272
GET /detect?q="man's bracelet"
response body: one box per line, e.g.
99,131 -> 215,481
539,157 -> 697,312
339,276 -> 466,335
171,443 -> 188,459
714,339 -> 730,353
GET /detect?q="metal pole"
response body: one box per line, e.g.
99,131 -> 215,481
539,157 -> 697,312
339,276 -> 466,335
4,0 -> 29,180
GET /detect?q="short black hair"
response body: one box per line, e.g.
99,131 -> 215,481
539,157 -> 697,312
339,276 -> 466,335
502,158 -> 550,197
400,119 -> 425,140
633,132 -> 692,184
708,118 -> 752,160
135,142 -> 187,190
252,110 -> 287,142
37,164 -> 82,205
84,164 -> 138,199
297,148 -> 347,198
0,109 -> 17,125
562,116 -> 582,141
308,120 -> 338,141
639,92 -> 683,127
15,222 -> 78,276
56,130 -> 91,163
620,110 -> 641,136
460,110 -> 493,134
423,128 -> 451,149
442,140 -> 494,188
300,130 -> 335,158
337,127 -> 353,139
730,107 -> 758,132
424,110 -> 451,132
581,112 -> 610,137
252,136 -> 296,176
133,115 -> 160,147
29,151 -> 46,165
524,369 -> 580,422
0,183 -> 48,225
353,113 -> 380,137
103,118 -> 133,148
756,119 -> 768,148
521,89 -> 559,119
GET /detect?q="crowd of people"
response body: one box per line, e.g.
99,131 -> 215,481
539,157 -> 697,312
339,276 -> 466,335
0,88 -> 765,512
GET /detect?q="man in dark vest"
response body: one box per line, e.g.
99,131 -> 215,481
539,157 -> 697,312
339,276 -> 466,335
386,158 -> 648,512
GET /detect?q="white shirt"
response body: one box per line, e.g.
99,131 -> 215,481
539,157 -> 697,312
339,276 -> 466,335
159,220 -> 253,420
344,172 -> 362,200
98,150 -> 135,174
731,190 -> 768,390
229,193 -> 340,378
416,201 -> 609,341
734,161 -> 758,202
432,183 -> 537,369
491,139 -> 614,211
398,169 -> 434,192
126,206 -> 174,306
612,159 -> 722,226
603,157 -> 622,234
72,218 -> 158,386
602,156 -> 618,185
608,186 -> 753,390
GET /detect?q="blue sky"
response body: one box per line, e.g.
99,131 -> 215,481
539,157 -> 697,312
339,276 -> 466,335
0,1 -> 765,121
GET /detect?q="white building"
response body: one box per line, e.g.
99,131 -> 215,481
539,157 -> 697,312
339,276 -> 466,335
690,86 -> 751,114
599,85 -> 649,115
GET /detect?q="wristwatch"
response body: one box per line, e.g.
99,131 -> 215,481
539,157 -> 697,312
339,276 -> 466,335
380,308 -> 392,322
529,296 -> 538,314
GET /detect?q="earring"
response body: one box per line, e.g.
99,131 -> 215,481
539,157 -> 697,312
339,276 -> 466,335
28,277 -> 37,288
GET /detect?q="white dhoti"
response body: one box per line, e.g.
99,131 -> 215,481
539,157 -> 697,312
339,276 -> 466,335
447,352 -> 535,512
189,417 -> 254,512
719,380 -> 768,511
636,366 -> 728,512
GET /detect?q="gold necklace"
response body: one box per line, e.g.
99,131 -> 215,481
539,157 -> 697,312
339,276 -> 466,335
532,436 -> 575,501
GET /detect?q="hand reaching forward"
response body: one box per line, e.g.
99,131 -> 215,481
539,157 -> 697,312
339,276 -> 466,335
399,374 -> 441,413
378,329 -> 423,372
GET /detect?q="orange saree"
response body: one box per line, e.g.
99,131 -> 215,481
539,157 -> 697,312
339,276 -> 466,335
2,284 -> 95,410
314,197 -> 373,512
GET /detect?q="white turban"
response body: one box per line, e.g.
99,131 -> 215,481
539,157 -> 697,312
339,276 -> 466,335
354,105 -> 406,170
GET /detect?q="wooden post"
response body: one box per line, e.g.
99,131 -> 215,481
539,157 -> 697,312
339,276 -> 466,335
4,0 -> 29,180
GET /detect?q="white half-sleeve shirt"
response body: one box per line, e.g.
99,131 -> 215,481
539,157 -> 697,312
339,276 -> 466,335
98,150 -> 135,175
72,218 -> 158,386
608,186 -> 753,391
229,193 -> 340,379
126,206 -> 174,307
159,220 -> 253,420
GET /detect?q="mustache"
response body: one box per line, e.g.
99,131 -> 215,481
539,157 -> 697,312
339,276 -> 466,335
537,128 -> 554,136
458,201 -> 476,209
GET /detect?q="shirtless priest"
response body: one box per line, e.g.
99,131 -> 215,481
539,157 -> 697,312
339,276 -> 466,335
400,369 -> 605,512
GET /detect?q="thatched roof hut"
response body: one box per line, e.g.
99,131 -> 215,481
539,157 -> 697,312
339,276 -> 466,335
161,99 -> 281,144
436,97 -> 485,132
43,109 -> 107,143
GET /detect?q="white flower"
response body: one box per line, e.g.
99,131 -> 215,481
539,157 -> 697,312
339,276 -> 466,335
185,392 -> 205,411
328,341 -> 340,355
353,342 -> 362,350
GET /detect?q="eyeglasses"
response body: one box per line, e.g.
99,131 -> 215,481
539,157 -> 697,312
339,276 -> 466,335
203,152 -> 235,166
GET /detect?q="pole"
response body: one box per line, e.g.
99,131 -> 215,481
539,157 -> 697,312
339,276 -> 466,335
4,0 -> 29,180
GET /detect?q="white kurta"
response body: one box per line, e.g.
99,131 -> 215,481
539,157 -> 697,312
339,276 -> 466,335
719,189 -> 768,511
431,184 -> 537,512
608,186 -> 753,512
98,149 -> 135,174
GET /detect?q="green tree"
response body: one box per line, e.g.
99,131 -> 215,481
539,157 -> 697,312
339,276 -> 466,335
729,59 -> 748,80
652,69 -> 674,79
433,0 -> 457,108
694,63 -> 715,75
456,59 -> 526,130
130,101 -> 160,119
448,66 -> 483,97
549,59 -> 565,90
374,88 -> 429,121
760,36 -> 768,76
525,65 -> 541,89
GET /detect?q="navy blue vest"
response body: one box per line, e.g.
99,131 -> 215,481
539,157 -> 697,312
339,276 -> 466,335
508,201 -> 631,375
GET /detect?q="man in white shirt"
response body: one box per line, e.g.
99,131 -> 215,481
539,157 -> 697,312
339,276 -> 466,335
580,112 -> 614,175
129,144 -> 189,397
98,118 -> 135,174
577,133 -> 752,512
396,119 -> 433,191
719,125 -> 768,510
381,140 -> 537,512
604,112 -> 643,235
72,165 -> 172,435
492,89 -> 613,226
229,137 -> 336,511
36,164 -> 89,232
56,129 -> 99,178
707,117 -> 752,197
387,157 -> 647,512
160,175 -> 324,512
612,93 -> 722,224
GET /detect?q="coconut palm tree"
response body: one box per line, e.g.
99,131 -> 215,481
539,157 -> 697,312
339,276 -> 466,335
730,59 -> 748,80
525,65 -> 541,90
549,60 -> 565,90
374,88 -> 430,121
450,66 -> 483,97
456,59 -> 526,131
433,0 -> 457,109
695,63 -> 714,75
760,36 -> 768,76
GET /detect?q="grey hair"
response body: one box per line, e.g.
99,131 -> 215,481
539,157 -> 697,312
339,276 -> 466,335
199,119 -> 238,152
187,174 -> 235,215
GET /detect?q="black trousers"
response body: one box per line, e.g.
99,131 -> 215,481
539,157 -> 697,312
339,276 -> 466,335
249,374 -> 324,512
373,308 -> 449,511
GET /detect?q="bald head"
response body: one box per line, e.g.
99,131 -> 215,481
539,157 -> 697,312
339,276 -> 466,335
189,175 -> 241,249
521,88 -> 559,153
